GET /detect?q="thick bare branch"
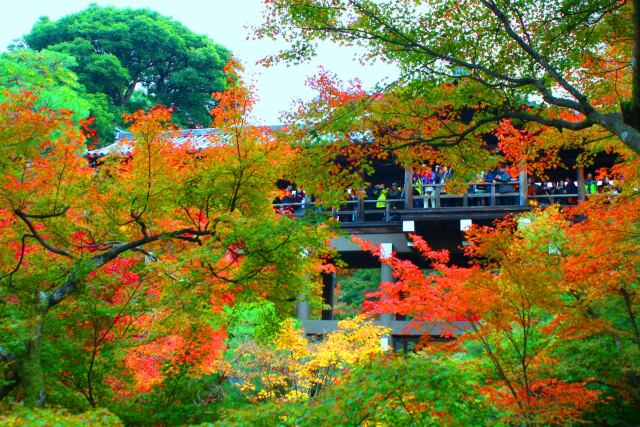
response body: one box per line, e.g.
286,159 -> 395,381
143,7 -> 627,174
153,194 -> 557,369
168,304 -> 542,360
14,210 -> 74,259
587,111 -> 640,153
387,111 -> 593,149
480,0 -> 595,114
19,206 -> 69,219
47,227 -> 215,309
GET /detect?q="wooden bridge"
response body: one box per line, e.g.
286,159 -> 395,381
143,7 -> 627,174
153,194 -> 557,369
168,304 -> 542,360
97,128 -> 598,349
291,177 -> 589,350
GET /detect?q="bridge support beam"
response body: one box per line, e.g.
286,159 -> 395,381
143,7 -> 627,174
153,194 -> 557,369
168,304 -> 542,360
379,264 -> 393,327
296,295 -> 309,321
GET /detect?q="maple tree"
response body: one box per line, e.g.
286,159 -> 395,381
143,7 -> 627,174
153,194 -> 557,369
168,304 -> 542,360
346,191 -> 640,425
0,65 -> 334,418
257,0 -> 640,155
0,49 -> 113,143
250,13 -> 639,422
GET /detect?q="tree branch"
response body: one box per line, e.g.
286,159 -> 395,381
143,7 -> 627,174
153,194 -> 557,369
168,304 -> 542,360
0,234 -> 30,281
620,286 -> 640,351
19,206 -> 69,219
480,0 -> 595,114
46,228 -> 214,309
14,210 -> 74,258
387,111 -> 593,149
587,111 -> 640,153
130,211 -> 149,238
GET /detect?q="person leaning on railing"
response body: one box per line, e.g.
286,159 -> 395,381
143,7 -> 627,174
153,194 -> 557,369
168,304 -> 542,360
602,177 -> 620,196
412,174 -> 423,208
388,183 -> 402,210
415,166 -> 437,208
292,186 -> 306,214
493,165 -> 514,205
562,177 -> 579,205
375,183 -> 388,208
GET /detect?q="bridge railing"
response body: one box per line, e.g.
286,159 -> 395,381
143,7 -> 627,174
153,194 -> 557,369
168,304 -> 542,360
273,181 -> 528,222
528,192 -> 580,207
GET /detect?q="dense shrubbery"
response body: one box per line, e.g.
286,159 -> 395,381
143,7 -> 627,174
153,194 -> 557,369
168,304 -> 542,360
0,406 -> 122,426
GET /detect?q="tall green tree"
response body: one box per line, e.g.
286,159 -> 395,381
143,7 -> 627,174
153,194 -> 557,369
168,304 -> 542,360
24,4 -> 230,129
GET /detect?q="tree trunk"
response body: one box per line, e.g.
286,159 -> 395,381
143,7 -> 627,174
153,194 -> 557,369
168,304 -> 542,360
623,0 -> 640,130
19,292 -> 48,407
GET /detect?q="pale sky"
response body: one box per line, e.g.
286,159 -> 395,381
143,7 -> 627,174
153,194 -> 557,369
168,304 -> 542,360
0,0 -> 399,124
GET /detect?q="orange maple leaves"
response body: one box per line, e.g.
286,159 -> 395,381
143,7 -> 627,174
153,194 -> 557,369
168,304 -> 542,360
124,324 -> 226,393
355,207 -> 610,423
496,119 -> 561,178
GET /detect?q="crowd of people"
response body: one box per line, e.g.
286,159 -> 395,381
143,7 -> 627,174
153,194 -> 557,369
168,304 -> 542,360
411,165 -> 453,208
528,172 -> 621,206
272,168 -> 622,221
273,184 -> 307,216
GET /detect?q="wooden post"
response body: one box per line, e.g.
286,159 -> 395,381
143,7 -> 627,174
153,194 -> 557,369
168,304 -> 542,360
379,243 -> 394,351
577,166 -> 586,201
357,196 -> 365,222
404,167 -> 413,209
519,166 -> 528,207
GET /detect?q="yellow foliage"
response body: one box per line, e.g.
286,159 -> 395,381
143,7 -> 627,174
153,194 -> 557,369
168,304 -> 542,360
312,316 -> 390,368
233,315 -> 390,403
274,318 -> 309,360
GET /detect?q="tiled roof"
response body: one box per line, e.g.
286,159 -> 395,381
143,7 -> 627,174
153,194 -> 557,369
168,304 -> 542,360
86,126 -> 284,157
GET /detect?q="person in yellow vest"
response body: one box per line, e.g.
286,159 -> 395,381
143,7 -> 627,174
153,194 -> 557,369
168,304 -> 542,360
584,173 -> 598,195
413,173 -> 423,207
370,183 -> 388,221
375,183 -> 388,208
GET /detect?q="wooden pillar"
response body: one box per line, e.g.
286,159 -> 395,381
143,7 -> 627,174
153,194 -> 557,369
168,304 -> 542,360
519,165 -> 528,207
380,264 -> 393,327
577,166 -> 586,201
357,196 -> 365,222
321,271 -> 336,320
404,167 -> 413,209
